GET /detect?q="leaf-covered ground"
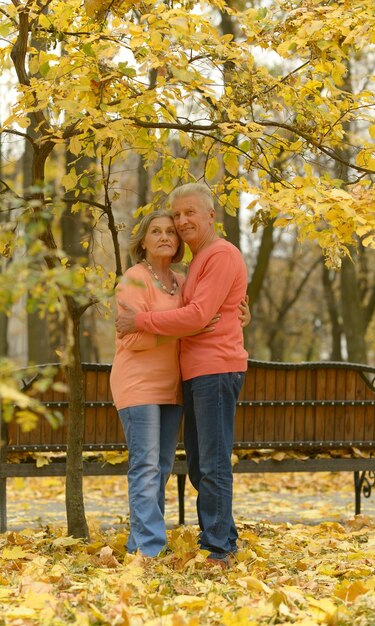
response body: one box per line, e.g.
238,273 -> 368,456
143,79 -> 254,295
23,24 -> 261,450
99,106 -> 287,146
2,472 -> 375,625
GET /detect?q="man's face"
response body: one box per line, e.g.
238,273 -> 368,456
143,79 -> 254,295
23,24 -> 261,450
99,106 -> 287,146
171,194 -> 215,252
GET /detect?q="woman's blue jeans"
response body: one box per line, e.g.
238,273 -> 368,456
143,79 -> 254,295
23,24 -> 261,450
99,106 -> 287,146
183,372 -> 245,559
119,404 -> 182,557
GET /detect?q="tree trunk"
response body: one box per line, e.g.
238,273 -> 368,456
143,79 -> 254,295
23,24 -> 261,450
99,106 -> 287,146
24,136 -> 54,364
223,209 -> 241,250
65,307 -> 90,539
0,139 -> 9,356
9,0 -> 90,539
220,8 -> 241,250
247,220 -> 275,306
331,64 -> 367,364
0,155 -> 11,356
0,311 -> 8,357
0,248 -> 9,355
340,254 -> 367,363
321,261 -> 343,361
61,150 -> 94,536
138,154 -> 149,208
268,329 -> 285,362
62,151 -> 97,362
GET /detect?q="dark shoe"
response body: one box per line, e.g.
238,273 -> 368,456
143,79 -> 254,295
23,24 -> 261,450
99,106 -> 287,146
206,555 -> 231,569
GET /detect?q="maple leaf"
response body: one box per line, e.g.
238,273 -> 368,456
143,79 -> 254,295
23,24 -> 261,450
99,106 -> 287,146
98,546 -> 120,568
1,546 -> 33,560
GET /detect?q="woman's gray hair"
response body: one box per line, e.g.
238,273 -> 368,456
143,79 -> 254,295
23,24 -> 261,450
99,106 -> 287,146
128,210 -> 185,264
169,183 -> 214,210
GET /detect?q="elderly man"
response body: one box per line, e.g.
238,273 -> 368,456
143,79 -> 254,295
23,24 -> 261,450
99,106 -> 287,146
116,183 -> 249,566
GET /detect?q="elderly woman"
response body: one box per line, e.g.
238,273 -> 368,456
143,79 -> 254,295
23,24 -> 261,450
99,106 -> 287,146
111,210 -> 249,557
110,210 -> 185,557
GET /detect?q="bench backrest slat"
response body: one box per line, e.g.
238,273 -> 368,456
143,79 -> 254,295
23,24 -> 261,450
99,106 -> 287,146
274,367 -> 286,440
264,367 -> 276,442
304,369 -> 315,440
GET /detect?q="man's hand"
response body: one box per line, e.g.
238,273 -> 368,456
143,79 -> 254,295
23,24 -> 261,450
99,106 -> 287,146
115,305 -> 137,338
239,295 -> 251,327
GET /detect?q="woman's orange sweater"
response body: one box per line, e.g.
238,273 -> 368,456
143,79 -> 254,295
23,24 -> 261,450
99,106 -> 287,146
110,263 -> 184,410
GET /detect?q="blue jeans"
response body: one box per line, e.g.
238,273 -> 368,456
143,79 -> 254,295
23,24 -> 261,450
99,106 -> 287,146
119,404 -> 182,557
183,372 -> 245,560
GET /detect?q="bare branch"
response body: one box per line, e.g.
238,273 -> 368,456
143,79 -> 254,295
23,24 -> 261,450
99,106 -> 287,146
259,57 -> 314,98
0,7 -> 18,25
0,182 -> 24,211
63,197 -> 108,212
279,256 -> 322,320
0,128 -> 35,146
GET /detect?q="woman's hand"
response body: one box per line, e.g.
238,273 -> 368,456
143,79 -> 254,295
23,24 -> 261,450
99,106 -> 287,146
188,314 -> 221,336
239,295 -> 251,327
201,313 -> 220,333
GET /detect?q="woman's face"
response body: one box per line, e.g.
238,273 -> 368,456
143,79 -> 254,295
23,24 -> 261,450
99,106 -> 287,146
142,217 -> 179,263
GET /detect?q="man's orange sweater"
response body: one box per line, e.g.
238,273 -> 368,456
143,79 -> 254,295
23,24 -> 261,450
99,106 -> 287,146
135,239 -> 248,381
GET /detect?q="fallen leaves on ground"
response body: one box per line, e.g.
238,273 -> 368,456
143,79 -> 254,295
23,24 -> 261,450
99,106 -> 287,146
233,446 -> 375,463
2,472 -> 375,624
7,445 -> 375,468
1,517 -> 375,625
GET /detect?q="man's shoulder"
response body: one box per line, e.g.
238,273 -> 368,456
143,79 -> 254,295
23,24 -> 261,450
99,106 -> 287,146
218,238 -> 238,251
212,239 -> 244,261
211,241 -> 247,282
192,239 -> 245,271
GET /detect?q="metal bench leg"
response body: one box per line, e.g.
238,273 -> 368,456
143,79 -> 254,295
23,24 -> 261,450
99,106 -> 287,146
354,471 -> 361,515
0,477 -> 7,533
0,402 -> 7,533
354,470 -> 375,516
177,474 -> 186,525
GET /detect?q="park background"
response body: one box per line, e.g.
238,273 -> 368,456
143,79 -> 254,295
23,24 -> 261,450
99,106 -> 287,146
0,0 -> 374,370
1,1 -> 375,624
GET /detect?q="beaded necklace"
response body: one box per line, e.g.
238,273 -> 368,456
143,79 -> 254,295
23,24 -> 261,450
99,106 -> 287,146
142,259 -> 178,296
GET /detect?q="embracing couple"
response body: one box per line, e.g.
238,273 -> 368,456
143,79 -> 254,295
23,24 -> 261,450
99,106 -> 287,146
110,182 -> 249,568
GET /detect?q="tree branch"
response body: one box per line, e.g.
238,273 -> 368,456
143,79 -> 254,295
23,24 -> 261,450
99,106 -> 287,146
0,6 -> 18,25
127,116 -> 375,176
0,179 -> 23,201
0,128 -> 35,146
63,196 -> 108,213
258,120 -> 375,176
278,256 -> 322,320
10,4 -> 30,86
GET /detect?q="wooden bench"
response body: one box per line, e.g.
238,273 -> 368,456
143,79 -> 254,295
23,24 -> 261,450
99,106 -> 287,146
1,360 -> 375,532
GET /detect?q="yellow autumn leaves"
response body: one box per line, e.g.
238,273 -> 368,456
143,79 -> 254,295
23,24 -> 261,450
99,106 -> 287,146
1,515 -> 375,625
2,0 -> 375,263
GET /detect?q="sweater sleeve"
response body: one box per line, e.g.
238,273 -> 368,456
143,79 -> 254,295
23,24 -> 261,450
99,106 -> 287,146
116,274 -> 158,351
135,249 -> 238,336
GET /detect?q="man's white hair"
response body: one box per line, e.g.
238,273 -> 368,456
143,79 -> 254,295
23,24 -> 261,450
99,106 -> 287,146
169,183 -> 214,210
